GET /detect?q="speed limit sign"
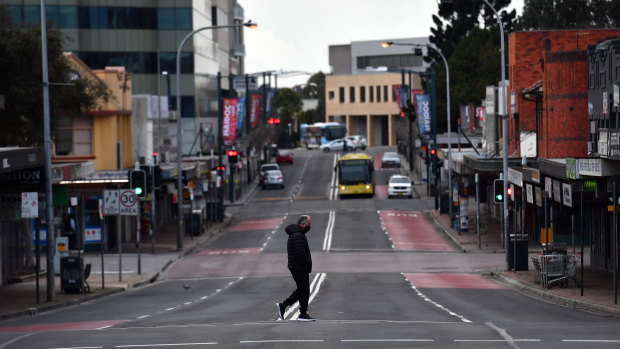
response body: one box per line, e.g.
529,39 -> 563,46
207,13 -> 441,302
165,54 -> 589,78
119,190 -> 138,216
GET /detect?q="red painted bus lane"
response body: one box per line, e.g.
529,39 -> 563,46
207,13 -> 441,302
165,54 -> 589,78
379,210 -> 452,251
404,273 -> 507,290
228,217 -> 283,232
0,319 -> 127,332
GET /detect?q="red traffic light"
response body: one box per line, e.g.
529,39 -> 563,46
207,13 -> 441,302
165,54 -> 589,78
267,118 -> 274,124
227,150 -> 238,157
267,117 -> 281,124
430,149 -> 436,155
507,187 -> 513,195
400,110 -> 405,118
215,165 -> 226,171
422,146 -> 427,152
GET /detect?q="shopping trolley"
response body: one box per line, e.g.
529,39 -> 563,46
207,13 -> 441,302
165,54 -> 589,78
541,254 -> 566,289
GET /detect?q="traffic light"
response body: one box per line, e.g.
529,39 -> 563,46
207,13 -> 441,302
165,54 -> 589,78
227,149 -> 238,164
153,165 -> 163,188
140,165 -> 152,188
130,170 -> 147,198
493,179 -> 504,204
401,99 -> 417,122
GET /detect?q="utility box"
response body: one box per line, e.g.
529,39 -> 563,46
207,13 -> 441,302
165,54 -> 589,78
60,256 -> 83,293
54,237 -> 69,275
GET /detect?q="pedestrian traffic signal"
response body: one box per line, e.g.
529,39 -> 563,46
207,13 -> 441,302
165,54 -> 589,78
153,165 -> 163,188
493,179 -> 504,204
401,99 -> 417,122
130,170 -> 148,198
227,149 -> 238,164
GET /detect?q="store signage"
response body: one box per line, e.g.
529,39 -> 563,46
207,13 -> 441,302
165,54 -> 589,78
583,180 -> 596,192
578,158 -> 603,176
562,183 -> 572,207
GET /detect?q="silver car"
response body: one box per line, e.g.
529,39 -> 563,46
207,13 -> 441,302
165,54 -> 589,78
261,170 -> 284,189
381,152 -> 401,168
388,174 -> 413,198
346,135 -> 367,150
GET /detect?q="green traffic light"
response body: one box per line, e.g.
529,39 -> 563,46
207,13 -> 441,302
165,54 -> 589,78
496,194 -> 503,201
135,187 -> 143,195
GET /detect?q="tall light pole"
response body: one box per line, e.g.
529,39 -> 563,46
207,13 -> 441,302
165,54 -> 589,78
480,0 -> 509,268
175,20 -> 257,251
381,41 -> 452,222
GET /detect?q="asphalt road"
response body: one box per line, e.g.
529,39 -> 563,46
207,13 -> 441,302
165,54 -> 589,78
1,147 -> 619,348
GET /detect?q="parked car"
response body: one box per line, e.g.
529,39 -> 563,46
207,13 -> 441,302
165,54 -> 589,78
381,152 -> 401,168
346,135 -> 367,150
319,138 -> 354,152
259,163 -> 281,186
276,150 -> 294,165
387,174 -> 413,198
261,170 -> 284,189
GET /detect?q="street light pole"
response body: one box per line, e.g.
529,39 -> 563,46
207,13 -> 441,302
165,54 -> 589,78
481,0 -> 509,269
175,20 -> 257,251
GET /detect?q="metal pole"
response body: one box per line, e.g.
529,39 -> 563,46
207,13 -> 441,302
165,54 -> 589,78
614,180 -> 617,304
101,215 -> 105,289
228,74 -> 235,203
482,0 -> 509,270
35,218 -> 40,304
137,203 -> 141,275
580,185 -> 584,296
431,69 -> 438,210
175,23 -> 250,250
476,173 -> 480,249
217,72 -> 224,220
41,0 -> 55,303
408,72 -> 413,173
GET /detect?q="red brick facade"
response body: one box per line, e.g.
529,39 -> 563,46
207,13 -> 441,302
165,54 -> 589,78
508,29 -> 620,158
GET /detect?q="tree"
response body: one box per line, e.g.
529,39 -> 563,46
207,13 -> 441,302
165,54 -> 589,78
297,72 -> 326,126
429,0 -> 516,133
273,88 -> 302,147
0,6 -> 109,147
516,0 -> 620,30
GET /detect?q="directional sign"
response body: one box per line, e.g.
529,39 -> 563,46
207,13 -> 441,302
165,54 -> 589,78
103,190 -> 120,215
233,76 -> 258,92
119,190 -> 138,216
21,192 -> 38,218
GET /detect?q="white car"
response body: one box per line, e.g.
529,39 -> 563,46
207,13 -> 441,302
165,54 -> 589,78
259,163 -> 281,186
381,152 -> 401,168
319,138 -> 355,152
261,170 -> 284,189
346,135 -> 367,150
387,174 -> 413,198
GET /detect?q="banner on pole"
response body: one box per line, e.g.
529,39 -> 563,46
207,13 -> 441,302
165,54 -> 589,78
416,94 -> 431,137
266,88 -> 276,116
222,98 -> 238,146
249,94 -> 261,129
236,96 -> 246,136
392,85 -> 409,109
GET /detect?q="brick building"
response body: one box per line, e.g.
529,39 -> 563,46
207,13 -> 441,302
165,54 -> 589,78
508,29 -> 620,158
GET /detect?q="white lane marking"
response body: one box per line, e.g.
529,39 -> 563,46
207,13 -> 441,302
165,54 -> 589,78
342,339 -> 433,342
164,308 -> 175,311
322,211 -> 335,251
455,339 -> 540,342
137,315 -> 149,319
184,302 -> 192,305
115,343 -> 217,347
282,273 -> 325,320
563,340 -> 620,343
49,347 -> 103,349
486,322 -> 520,349
260,214 -> 287,252
291,273 -> 327,320
403,273 -> 471,323
240,340 -> 323,344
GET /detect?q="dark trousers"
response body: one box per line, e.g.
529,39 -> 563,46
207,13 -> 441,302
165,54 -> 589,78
283,269 -> 310,313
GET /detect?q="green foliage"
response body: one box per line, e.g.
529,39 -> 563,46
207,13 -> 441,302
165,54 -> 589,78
0,6 -> 108,147
516,0 -> 620,30
430,0 -> 515,133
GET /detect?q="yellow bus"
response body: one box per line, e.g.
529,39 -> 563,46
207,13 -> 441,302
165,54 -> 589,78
335,153 -> 375,198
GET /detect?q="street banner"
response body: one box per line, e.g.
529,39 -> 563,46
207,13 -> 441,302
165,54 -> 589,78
249,94 -> 261,129
266,88 -> 276,116
222,98 -> 238,146
236,96 -> 246,136
392,85 -> 409,108
416,94 -> 431,137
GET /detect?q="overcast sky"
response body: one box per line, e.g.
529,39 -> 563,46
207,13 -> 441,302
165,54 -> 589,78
240,0 -> 524,87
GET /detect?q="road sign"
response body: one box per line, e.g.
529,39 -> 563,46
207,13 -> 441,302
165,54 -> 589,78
21,192 -> 38,218
233,76 -> 258,92
119,190 -> 138,216
103,190 -> 120,215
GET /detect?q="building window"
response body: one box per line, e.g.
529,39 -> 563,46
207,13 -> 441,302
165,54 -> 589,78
350,86 -> 355,103
54,115 -> 93,156
360,86 -> 366,103
384,85 -> 388,102
328,91 -> 335,100
339,87 -> 345,103
376,85 -> 381,102
369,86 -> 374,102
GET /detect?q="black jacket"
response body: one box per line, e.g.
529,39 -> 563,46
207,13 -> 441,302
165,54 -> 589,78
286,224 -> 312,273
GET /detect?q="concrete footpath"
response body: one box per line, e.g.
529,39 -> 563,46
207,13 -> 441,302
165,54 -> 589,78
0,185 -> 252,321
